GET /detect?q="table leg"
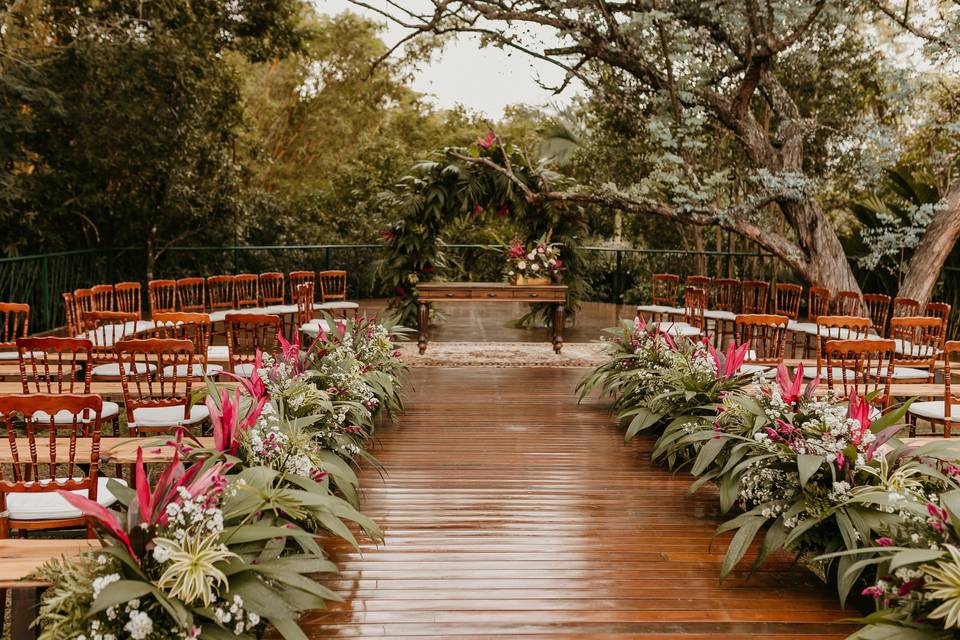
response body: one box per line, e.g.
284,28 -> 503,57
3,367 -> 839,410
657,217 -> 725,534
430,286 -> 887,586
11,586 -> 41,640
417,302 -> 429,354
553,303 -> 565,354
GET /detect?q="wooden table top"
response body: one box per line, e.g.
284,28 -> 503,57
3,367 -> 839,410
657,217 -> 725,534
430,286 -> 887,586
416,282 -> 567,303
0,436 -> 214,464
0,539 -> 101,587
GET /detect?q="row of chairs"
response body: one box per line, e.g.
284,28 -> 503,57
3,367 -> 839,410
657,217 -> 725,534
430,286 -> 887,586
646,273 -> 950,338
61,270 -> 356,333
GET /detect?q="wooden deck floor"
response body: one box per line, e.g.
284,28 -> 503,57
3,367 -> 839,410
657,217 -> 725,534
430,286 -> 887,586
305,367 -> 855,638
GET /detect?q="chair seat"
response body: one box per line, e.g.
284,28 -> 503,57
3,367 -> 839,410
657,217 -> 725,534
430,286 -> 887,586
893,339 -> 941,358
0,350 -> 43,361
803,367 -> 856,381
739,364 -> 772,376
703,310 -> 736,321
208,309 -> 239,323
207,345 -> 230,361
300,320 -> 332,338
233,363 -> 255,377
161,364 -> 224,378
91,362 -> 156,378
787,321 -> 818,334
316,301 -> 359,311
33,401 -> 120,424
636,304 -> 683,315
652,322 -> 702,337
263,304 -> 299,314
6,476 -> 125,521
909,401 -> 960,423
131,404 -> 209,428
889,366 -> 931,381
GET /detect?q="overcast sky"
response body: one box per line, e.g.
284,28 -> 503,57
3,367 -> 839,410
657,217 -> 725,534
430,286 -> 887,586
317,0 -> 580,118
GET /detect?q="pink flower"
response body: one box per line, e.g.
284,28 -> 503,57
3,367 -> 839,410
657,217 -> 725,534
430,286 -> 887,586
497,204 -> 510,217
478,131 -> 495,149
875,537 -> 894,546
847,390 -> 872,445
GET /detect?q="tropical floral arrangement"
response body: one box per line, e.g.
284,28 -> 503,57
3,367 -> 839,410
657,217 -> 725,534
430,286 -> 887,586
504,236 -> 563,283
581,321 -> 960,639
32,315 -> 409,640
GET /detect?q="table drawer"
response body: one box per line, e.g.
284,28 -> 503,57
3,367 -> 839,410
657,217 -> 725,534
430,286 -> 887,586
422,289 -> 472,300
476,289 -> 513,300
513,288 -> 562,301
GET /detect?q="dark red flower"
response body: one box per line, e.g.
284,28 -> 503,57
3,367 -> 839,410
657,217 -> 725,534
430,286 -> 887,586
497,203 -> 510,217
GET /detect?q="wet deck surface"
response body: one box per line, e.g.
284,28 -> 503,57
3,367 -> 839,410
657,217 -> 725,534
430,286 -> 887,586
305,366 -> 854,638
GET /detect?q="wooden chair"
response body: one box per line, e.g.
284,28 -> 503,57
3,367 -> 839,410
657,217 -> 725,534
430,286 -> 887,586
317,270 -> 359,317
686,275 -> 712,290
226,314 -> 281,376
90,284 -> 114,311
0,303 -> 29,361
741,280 -> 769,314
651,273 -> 680,307
908,341 -> 960,437
296,282 -> 315,328
152,313 -> 222,378
234,274 -> 260,308
834,290 -> 863,316
734,314 -> 789,372
705,278 -> 740,348
62,292 -> 79,336
924,302 -> 952,338
863,293 -> 891,336
289,271 -> 315,304
773,283 -> 802,320
260,272 -> 285,305
791,287 -> 831,358
682,286 -> 707,332
889,316 -> 942,383
148,279 -> 178,316
824,339 -> 895,407
74,288 -> 96,318
207,275 -> 236,311
892,296 -> 921,319
0,393 -> 119,539
116,338 -> 208,436
814,315 -> 871,375
176,277 -> 206,313
114,282 -> 142,319
80,311 -> 151,379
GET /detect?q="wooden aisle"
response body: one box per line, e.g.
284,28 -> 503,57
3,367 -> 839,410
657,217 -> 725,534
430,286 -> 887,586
302,367 -> 855,639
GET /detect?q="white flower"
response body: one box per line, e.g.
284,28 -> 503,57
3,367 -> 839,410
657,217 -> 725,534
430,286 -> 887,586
124,611 -> 154,640
92,573 -> 121,599
530,263 -> 540,272
526,251 -> 535,260
517,261 -> 526,270
153,544 -> 173,563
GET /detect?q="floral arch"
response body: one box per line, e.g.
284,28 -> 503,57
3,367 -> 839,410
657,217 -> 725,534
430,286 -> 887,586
377,133 -> 588,328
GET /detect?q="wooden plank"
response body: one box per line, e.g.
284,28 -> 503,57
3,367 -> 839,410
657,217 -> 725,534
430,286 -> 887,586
0,436 -> 214,464
0,539 -> 100,587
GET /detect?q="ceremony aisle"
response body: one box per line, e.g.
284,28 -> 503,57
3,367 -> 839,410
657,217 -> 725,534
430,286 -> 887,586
305,367 -> 853,638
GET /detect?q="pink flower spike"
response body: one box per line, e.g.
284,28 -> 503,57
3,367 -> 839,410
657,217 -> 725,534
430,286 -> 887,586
705,339 -> 721,377
724,341 -> 750,378
58,490 -> 138,560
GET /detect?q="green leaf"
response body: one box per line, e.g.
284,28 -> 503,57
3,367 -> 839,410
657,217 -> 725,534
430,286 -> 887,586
719,516 -> 766,580
797,454 -> 824,487
889,548 -> 945,571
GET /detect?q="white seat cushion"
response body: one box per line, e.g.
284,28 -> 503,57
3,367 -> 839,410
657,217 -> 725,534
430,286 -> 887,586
91,362 -> 157,378
6,476 -> 126,521
893,339 -> 941,358
316,301 -> 359,311
739,364 -> 772,376
161,364 -> 224,378
703,310 -> 736,321
208,310 -> 238,323
909,401 -> 960,423
263,304 -> 299,314
33,401 -> 120,424
233,363 -> 255,377
300,320 -> 332,337
653,322 -> 701,337
889,366 -> 931,381
636,304 -> 683,315
0,350 -> 43,361
206,345 -> 230,361
803,367 -> 857,381
131,404 -> 209,428
787,321 -> 818,334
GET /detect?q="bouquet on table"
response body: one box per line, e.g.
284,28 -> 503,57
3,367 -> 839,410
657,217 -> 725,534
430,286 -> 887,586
505,236 -> 563,285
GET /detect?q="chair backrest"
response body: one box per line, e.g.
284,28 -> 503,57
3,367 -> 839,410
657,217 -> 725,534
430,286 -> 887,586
651,273 -> 680,307
0,303 -> 30,353
259,272 -> 285,305
234,274 -> 260,308
114,282 -> 142,319
807,287 -> 831,322
62,292 -> 79,336
734,314 -> 789,365
741,280 -> 769,314
152,313 -> 212,366
90,284 -> 114,311
226,314 -> 281,373
176,277 -> 206,313
296,283 -> 315,328
318,270 -> 349,303
289,271 -> 315,303
712,278 -> 740,312
892,296 -> 921,319
0,393 -> 102,496
863,293 -> 891,336
74,289 -> 96,317
773,283 -> 802,320
686,275 -> 712,290
148,280 -> 178,315
943,341 -> 960,423
115,338 -> 195,433
80,310 -> 138,363
824,339 -> 895,406
834,290 -> 863,316
889,316 -> 942,381
207,275 -> 236,311
815,315 -> 871,371
683,287 -> 707,330
925,302 -> 952,338
17,337 -> 93,395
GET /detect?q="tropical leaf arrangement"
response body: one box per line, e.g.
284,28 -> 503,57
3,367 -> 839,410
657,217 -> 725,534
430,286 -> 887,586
580,317 -> 960,639
31,315 -> 409,640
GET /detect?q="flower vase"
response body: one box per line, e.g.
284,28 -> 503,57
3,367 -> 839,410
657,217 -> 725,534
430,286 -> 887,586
513,275 -> 551,286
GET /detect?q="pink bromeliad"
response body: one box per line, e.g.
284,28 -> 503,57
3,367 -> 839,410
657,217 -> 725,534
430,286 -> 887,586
773,363 -> 819,406
705,340 -> 751,379
207,387 -> 267,456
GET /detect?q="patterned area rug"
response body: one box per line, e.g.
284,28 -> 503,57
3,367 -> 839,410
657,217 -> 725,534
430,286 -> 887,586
397,341 -> 610,368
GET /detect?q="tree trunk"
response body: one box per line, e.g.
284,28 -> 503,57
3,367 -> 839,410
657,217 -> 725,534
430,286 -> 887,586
780,199 -> 862,295
898,182 -> 960,305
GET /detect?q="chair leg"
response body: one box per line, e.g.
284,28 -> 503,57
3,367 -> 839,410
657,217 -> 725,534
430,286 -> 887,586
908,414 -> 917,438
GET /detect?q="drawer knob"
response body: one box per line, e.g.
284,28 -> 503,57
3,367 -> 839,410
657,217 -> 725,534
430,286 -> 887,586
487,293 -> 497,297
530,293 -> 538,298
446,293 -> 455,297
